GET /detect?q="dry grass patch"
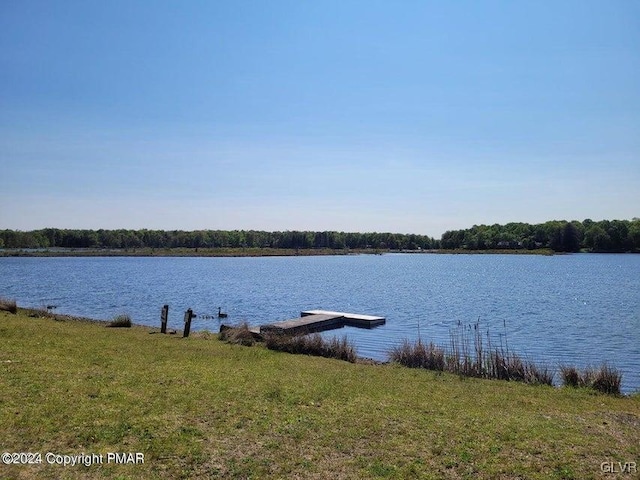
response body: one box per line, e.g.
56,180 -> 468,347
560,364 -> 623,395
264,332 -> 357,363
107,313 -> 132,328
218,322 -> 256,346
0,296 -> 17,314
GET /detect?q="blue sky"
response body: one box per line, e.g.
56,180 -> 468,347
1,1 -> 638,237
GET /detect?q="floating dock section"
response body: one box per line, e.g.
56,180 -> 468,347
259,310 -> 385,336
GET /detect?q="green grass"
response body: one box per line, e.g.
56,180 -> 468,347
1,309 -> 638,479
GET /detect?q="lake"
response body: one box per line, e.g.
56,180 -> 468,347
1,253 -> 638,393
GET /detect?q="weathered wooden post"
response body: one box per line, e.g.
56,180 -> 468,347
160,304 -> 169,334
183,308 -> 194,338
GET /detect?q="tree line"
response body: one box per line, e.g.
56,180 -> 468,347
0,228 -> 438,251
0,219 -> 638,252
441,218 -> 640,252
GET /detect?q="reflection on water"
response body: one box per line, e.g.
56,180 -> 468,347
1,253 -> 639,393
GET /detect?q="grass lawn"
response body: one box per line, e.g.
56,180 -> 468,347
1,309 -> 638,479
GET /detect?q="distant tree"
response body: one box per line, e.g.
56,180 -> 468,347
628,220 -> 640,251
0,222 -> 633,253
607,220 -> 629,251
121,231 -> 142,248
42,228 -> 62,247
584,226 -> 611,252
548,223 -> 564,251
440,230 -> 460,249
331,232 -> 346,249
561,222 -> 580,252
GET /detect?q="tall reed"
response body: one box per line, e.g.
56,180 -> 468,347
390,319 -> 554,386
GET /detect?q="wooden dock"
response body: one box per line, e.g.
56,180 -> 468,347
259,310 -> 385,336
301,310 -> 386,328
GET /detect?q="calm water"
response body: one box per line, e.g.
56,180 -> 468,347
1,254 -> 638,393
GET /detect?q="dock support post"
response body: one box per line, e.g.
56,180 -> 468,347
183,308 -> 194,338
160,304 -> 169,334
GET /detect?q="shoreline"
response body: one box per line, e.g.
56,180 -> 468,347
10,305 -> 635,395
16,306 -> 156,330
16,306 -> 386,365
1,307 -> 638,479
0,247 -> 564,257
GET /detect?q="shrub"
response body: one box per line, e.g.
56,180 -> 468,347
0,297 -> 17,314
108,314 -> 132,328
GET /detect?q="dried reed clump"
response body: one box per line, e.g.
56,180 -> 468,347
525,362 -> 555,386
592,365 -> 623,395
559,365 -> 586,388
389,340 -> 445,371
218,323 -> 256,346
560,364 -> 622,395
389,319 -> 554,387
108,314 -> 132,328
190,330 -> 216,340
391,319 -> 622,394
264,333 -> 357,363
0,297 -> 18,314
